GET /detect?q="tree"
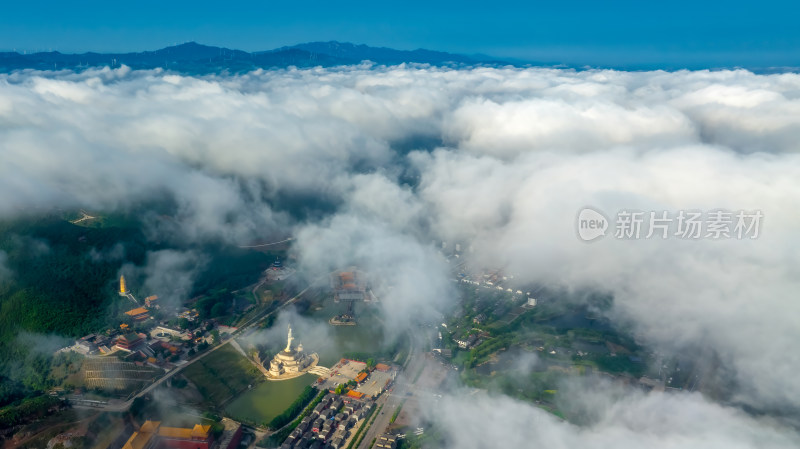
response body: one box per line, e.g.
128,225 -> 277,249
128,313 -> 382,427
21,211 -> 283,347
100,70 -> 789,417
178,318 -> 190,329
203,411 -> 222,422
130,396 -> 147,417
260,314 -> 276,329
211,330 -> 220,344
210,302 -> 226,318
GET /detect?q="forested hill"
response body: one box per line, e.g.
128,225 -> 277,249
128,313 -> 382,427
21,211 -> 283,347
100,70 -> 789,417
0,215 -> 147,342
0,212 -> 279,342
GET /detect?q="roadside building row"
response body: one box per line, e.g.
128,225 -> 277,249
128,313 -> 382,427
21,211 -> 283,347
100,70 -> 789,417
281,392 -> 374,449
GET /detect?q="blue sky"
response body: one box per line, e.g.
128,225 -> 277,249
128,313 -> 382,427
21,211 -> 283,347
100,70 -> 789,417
2,0 -> 798,67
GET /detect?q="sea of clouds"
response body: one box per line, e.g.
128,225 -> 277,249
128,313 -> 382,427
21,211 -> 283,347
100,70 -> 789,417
1,64 -> 799,446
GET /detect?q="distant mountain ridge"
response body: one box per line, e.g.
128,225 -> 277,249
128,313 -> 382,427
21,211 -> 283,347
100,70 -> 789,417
0,41 -> 513,74
279,41 -> 492,65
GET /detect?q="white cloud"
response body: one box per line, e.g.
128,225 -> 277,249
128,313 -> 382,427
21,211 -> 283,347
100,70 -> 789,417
431,384 -> 800,449
292,213 -> 454,338
412,145 -> 800,410
2,64 -> 800,441
117,249 -> 207,309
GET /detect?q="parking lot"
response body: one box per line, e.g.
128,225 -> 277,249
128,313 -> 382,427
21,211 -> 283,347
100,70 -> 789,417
316,359 -> 367,390
356,368 -> 396,397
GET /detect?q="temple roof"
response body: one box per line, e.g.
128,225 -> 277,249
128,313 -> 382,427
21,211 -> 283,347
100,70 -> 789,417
125,307 -> 149,316
158,424 -> 210,440
123,420 -> 160,449
119,332 -> 142,342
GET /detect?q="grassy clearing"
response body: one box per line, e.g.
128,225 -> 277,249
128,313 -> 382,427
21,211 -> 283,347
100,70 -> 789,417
389,400 -> 406,424
182,345 -> 261,406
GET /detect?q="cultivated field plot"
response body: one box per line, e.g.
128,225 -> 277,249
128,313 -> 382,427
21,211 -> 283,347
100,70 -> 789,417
182,345 -> 262,406
82,357 -> 162,390
492,306 -> 530,326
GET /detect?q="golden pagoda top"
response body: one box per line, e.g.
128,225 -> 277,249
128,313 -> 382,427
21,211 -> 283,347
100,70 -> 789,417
119,275 -> 127,294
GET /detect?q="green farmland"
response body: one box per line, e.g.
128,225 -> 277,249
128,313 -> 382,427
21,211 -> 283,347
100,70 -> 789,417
182,344 -> 262,407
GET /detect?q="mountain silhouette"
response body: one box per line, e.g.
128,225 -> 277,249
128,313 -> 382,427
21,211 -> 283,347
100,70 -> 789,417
0,41 -> 511,73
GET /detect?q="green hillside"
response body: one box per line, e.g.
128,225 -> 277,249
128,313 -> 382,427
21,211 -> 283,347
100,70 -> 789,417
0,215 -> 147,341
0,211 -> 276,406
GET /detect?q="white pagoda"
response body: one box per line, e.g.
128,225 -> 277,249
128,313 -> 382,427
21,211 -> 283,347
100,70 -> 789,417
268,324 -> 312,377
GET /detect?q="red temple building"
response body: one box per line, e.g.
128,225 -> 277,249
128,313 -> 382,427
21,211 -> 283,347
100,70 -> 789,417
115,332 -> 144,350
